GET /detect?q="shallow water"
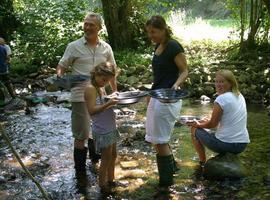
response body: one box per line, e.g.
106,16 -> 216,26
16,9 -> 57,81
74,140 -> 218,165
0,97 -> 269,200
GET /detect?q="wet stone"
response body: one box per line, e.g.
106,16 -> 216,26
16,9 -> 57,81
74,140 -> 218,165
120,160 -> 139,169
0,176 -> 6,184
203,153 -> 248,180
119,169 -> 147,179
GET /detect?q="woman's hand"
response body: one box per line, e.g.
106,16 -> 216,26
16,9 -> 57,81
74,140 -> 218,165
171,84 -> 181,90
186,120 -> 200,127
199,117 -> 210,123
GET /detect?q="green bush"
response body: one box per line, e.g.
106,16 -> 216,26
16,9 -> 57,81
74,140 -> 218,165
114,48 -> 153,88
12,0 -> 89,73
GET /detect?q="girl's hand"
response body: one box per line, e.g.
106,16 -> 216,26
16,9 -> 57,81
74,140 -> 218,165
107,98 -> 118,106
107,92 -> 119,98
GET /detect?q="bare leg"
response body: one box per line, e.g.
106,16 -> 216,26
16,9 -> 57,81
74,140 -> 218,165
99,145 -> 113,187
155,143 -> 171,156
107,143 -> 116,182
190,127 -> 206,163
74,139 -> 85,150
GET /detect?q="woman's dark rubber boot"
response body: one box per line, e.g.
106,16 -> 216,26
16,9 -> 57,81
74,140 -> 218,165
156,154 -> 174,187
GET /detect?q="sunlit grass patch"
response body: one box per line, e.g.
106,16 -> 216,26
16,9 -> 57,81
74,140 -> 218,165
168,11 -> 237,43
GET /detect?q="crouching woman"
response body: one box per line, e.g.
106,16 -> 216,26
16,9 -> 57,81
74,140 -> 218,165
187,69 -> 250,166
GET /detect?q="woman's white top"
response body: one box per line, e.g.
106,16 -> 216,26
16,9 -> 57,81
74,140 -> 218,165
215,92 -> 250,143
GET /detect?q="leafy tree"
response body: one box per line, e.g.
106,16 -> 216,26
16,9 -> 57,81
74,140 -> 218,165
262,0 -> 270,14
227,0 -> 269,53
0,0 -> 17,41
12,0 -> 89,71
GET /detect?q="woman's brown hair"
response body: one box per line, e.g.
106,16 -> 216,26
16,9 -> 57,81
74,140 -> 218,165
145,15 -> 172,41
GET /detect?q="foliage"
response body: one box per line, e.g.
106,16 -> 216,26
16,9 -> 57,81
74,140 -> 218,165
0,0 -> 18,41
176,0 -> 231,19
114,48 -> 153,89
11,0 -> 89,72
140,0 -> 182,18
226,0 -> 270,52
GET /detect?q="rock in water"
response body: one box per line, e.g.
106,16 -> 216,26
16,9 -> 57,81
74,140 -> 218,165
203,153 -> 247,180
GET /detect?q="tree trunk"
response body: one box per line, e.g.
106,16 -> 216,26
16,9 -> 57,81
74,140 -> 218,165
101,0 -> 140,50
246,0 -> 263,50
0,0 -> 17,42
239,0 -> 246,50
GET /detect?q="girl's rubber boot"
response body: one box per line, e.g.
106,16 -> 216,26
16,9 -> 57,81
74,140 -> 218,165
88,138 -> 101,164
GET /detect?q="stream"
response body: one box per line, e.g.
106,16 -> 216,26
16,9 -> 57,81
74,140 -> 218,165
0,92 -> 269,200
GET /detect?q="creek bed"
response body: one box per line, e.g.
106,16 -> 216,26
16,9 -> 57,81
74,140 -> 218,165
0,98 -> 269,200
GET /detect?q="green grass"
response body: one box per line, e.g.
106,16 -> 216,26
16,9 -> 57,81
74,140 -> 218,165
206,19 -> 235,28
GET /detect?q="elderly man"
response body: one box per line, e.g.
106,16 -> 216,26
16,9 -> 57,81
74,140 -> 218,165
56,12 -> 117,176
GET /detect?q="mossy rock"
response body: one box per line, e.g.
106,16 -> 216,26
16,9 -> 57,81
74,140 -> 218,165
189,72 -> 202,84
203,85 -> 215,96
203,153 -> 248,180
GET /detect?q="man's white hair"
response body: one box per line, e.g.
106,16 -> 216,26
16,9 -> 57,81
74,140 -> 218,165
84,12 -> 103,29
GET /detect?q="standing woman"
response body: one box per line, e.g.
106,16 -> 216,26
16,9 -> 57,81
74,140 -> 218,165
145,15 -> 188,188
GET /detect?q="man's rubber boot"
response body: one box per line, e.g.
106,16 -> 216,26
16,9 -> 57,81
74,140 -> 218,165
74,147 -> 87,176
88,138 -> 101,164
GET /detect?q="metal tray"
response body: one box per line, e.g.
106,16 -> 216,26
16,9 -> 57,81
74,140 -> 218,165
178,115 -> 202,124
106,91 -> 148,105
148,88 -> 189,103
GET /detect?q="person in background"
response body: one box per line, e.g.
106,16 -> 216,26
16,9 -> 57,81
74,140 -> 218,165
0,38 -> 12,65
56,12 -> 117,177
85,62 -> 119,195
145,15 -> 188,190
0,37 -> 16,99
187,70 -> 250,168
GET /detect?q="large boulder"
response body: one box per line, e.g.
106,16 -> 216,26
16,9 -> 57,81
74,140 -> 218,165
203,153 -> 248,180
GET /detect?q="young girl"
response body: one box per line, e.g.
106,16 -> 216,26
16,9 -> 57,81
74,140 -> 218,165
84,62 -> 119,193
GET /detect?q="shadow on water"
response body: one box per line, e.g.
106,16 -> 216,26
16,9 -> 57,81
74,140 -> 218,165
0,96 -> 270,200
